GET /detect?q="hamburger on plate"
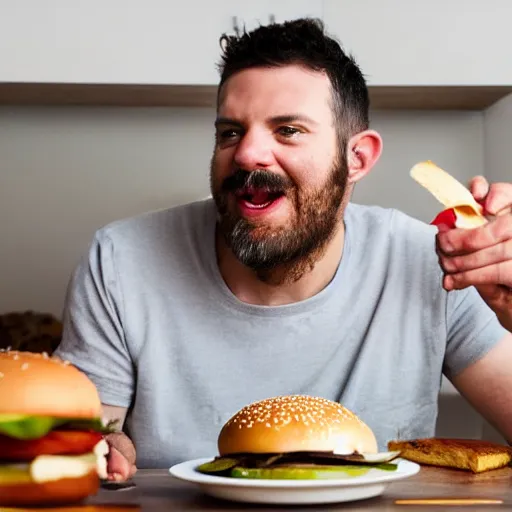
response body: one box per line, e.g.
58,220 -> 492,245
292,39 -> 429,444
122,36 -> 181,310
0,350 -> 113,506
197,395 -> 401,479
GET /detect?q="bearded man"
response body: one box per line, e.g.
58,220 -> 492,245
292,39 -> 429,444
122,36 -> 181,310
55,18 -> 512,481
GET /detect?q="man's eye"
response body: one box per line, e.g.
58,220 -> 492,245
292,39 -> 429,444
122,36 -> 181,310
218,129 -> 239,140
278,126 -> 300,137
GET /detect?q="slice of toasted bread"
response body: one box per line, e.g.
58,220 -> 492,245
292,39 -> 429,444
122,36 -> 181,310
388,438 -> 512,473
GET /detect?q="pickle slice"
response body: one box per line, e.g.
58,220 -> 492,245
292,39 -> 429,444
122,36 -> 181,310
230,465 -> 371,479
196,457 -> 239,474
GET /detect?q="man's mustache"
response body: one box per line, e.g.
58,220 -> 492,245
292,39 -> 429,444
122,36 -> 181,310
222,169 -> 293,193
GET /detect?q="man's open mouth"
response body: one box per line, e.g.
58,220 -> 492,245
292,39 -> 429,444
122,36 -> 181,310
235,187 -> 284,210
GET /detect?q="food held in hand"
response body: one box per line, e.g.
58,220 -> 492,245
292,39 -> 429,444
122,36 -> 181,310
410,160 -> 487,229
0,350 -> 115,506
388,438 -> 512,473
197,395 -> 401,479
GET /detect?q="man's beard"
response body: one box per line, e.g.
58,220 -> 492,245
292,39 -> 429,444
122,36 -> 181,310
210,156 -> 348,285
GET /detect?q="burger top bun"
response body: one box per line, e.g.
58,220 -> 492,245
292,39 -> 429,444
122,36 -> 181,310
218,395 -> 378,456
0,350 -> 102,418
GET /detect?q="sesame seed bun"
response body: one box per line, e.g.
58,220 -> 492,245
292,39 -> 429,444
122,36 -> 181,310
0,350 -> 102,418
0,470 -> 99,506
218,395 -> 378,456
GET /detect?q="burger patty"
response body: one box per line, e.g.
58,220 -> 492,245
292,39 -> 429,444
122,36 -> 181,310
0,430 -> 103,461
197,450 -> 399,475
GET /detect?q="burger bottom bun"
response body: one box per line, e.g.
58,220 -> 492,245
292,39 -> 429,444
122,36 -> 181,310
0,471 -> 99,506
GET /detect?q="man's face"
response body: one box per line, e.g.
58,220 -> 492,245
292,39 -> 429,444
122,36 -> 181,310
210,64 -> 348,276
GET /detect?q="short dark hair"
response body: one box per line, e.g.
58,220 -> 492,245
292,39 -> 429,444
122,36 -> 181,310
217,18 -> 369,147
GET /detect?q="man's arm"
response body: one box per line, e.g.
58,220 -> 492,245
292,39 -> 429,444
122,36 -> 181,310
55,228 -> 135,409
437,177 -> 512,332
451,332 -> 512,444
103,404 -> 128,427
54,229 -> 137,479
102,404 -> 137,481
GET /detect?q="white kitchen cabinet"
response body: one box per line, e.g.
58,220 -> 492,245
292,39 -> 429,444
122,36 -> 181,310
0,1 -> 511,109
8,0 -> 512,88
322,0 -> 512,86
229,1 -> 323,35
0,0 -> 322,85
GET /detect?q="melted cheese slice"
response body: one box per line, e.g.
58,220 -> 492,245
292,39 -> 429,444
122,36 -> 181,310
410,160 -> 487,228
0,439 -> 108,485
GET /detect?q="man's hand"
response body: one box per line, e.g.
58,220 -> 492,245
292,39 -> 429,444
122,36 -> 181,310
104,432 -> 137,481
436,176 -> 512,332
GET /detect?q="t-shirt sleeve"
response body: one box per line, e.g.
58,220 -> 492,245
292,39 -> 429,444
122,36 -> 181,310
54,229 -> 134,408
443,285 -> 509,379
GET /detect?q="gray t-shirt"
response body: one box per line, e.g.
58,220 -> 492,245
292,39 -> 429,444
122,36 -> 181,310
55,199 -> 508,468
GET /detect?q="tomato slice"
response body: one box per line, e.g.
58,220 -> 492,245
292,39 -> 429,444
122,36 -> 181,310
0,430 -> 103,461
431,208 -> 457,228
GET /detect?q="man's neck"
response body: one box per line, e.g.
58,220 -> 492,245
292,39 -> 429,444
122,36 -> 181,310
215,222 -> 346,307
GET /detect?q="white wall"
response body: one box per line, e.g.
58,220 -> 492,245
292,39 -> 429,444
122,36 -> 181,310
353,110 -> 484,222
0,107 -> 484,318
0,107 -> 215,317
484,93 -> 512,184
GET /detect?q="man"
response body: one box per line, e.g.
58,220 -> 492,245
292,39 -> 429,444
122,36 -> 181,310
54,18 -> 512,481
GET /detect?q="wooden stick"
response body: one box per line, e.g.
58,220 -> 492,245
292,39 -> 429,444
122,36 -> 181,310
395,498 -> 503,505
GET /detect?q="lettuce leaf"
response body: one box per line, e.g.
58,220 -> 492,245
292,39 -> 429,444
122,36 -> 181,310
0,414 -> 119,440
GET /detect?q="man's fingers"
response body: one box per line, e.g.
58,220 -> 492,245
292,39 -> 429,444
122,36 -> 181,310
467,178 -> 512,214
105,432 -> 136,465
107,444 -> 133,481
437,214 -> 512,256
443,260 -> 512,290
439,239 -> 512,274
103,432 -> 137,482
469,175 -> 489,202
483,182 -> 512,216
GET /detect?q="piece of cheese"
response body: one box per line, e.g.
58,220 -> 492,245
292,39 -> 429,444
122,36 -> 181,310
0,439 -> 109,485
93,438 -> 109,479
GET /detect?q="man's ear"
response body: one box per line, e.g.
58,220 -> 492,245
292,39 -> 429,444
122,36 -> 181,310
346,130 -> 383,184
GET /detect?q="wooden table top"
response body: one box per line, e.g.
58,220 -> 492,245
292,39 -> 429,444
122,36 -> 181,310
77,466 -> 512,511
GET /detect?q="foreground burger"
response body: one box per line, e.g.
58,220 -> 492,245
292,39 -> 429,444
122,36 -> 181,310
198,395 -> 401,479
0,350 -> 112,506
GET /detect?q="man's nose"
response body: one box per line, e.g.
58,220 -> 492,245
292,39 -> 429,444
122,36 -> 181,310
233,129 -> 274,170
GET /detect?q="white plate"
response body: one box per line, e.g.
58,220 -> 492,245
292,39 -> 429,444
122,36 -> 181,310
169,457 -> 420,505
